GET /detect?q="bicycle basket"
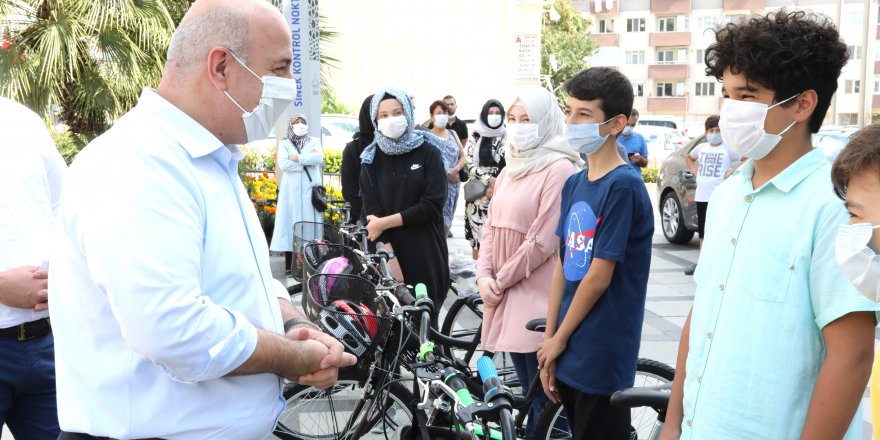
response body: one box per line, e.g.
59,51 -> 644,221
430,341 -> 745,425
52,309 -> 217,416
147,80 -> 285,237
305,274 -> 391,364
291,221 -> 348,282
302,243 -> 366,281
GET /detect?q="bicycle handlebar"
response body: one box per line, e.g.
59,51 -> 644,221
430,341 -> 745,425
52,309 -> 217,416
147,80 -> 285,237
477,356 -> 516,440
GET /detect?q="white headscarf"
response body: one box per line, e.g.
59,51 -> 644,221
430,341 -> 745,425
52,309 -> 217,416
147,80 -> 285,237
504,86 -> 581,180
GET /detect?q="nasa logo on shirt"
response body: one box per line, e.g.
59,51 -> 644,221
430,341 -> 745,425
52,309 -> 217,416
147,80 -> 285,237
563,201 -> 599,281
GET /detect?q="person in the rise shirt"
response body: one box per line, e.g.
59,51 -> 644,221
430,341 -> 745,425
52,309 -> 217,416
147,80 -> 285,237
682,115 -> 741,275
617,108 -> 648,173
830,123 -> 880,440
538,67 -> 654,440
0,98 -> 66,440
660,10 -> 878,440
50,1 -> 355,438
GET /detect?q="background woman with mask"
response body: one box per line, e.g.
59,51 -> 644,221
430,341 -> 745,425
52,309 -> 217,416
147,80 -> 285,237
831,123 -> 880,439
360,87 -> 451,311
270,114 -> 324,274
465,99 -> 507,260
341,94 -> 374,223
429,100 -> 466,238
475,86 -> 578,438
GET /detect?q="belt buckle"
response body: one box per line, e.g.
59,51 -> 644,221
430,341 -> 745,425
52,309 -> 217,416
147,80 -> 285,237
17,324 -> 37,341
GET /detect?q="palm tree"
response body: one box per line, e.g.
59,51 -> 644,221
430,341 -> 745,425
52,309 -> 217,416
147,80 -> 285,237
0,0 -> 176,136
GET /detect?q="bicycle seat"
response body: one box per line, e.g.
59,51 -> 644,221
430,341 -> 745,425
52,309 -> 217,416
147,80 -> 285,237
610,384 -> 671,411
525,318 -> 546,332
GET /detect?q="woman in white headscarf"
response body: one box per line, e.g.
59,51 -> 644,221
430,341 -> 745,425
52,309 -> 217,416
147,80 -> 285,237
464,99 -> 507,259
270,114 -> 324,274
475,86 -> 579,438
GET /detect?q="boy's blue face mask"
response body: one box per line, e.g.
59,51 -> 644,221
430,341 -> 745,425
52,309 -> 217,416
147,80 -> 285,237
707,133 -> 723,145
566,117 -> 615,156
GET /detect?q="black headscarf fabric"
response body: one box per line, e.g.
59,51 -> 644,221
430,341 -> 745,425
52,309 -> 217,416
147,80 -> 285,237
354,94 -> 375,149
478,99 -> 505,167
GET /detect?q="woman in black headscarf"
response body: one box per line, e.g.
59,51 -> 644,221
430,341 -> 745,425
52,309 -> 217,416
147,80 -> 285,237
464,99 -> 507,260
340,94 -> 374,223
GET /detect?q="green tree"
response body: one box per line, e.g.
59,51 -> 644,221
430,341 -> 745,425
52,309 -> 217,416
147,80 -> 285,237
541,0 -> 596,105
0,0 -> 177,137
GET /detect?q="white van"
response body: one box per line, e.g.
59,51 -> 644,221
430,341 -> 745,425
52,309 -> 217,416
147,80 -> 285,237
637,115 -> 684,132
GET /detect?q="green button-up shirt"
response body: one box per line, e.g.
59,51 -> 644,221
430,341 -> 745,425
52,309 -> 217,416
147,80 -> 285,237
681,149 -> 878,439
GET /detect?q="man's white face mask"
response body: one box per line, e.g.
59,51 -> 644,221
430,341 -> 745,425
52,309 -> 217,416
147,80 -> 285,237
224,51 -> 297,143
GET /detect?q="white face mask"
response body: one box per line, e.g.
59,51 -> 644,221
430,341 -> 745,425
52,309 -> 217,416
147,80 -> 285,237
487,114 -> 503,128
292,123 -> 308,137
566,118 -> 614,156
224,52 -> 297,143
718,94 -> 798,160
621,125 -> 634,137
433,114 -> 449,128
507,123 -> 540,151
836,222 -> 880,301
706,133 -> 723,145
377,115 -> 408,140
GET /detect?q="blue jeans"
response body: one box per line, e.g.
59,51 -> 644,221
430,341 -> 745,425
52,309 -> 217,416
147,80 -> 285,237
508,352 -> 548,438
0,332 -> 60,440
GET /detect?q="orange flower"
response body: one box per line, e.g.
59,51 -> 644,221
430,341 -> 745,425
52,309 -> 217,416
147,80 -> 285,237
262,171 -> 269,178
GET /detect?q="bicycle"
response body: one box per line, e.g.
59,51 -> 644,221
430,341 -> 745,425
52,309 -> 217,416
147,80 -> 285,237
611,383 -> 672,440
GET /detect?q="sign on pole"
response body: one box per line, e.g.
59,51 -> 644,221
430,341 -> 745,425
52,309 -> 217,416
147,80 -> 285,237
277,0 -> 322,140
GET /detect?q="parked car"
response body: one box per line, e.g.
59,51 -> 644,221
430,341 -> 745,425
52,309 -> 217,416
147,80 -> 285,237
638,114 -> 683,131
656,134 -> 705,244
635,125 -> 690,166
656,125 -> 858,244
321,114 -> 359,152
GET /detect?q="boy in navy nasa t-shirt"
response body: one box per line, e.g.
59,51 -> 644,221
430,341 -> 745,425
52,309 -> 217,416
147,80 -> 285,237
538,67 -> 653,439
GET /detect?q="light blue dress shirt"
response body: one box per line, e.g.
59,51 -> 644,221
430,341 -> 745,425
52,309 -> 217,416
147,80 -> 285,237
681,149 -> 879,439
51,89 -> 287,439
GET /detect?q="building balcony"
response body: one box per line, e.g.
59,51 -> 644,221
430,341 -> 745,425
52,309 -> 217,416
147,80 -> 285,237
723,0 -> 765,9
649,32 -> 691,47
589,0 -> 619,14
594,33 -> 619,47
650,0 -> 691,14
875,60 -> 880,74
648,97 -> 688,113
873,95 -> 880,111
648,64 -> 689,79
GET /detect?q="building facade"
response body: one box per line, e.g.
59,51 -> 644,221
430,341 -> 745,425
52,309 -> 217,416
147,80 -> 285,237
574,0 -> 878,127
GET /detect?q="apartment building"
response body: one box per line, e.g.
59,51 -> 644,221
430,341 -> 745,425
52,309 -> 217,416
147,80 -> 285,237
573,0 -> 878,127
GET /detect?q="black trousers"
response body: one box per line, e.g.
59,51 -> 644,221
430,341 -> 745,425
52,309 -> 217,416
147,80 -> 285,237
556,379 -> 631,440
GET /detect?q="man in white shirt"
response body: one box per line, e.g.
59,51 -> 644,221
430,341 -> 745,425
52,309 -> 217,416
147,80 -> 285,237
51,0 -> 355,438
0,98 -> 65,439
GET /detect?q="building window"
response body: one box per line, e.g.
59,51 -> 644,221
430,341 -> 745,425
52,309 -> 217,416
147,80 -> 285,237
627,18 -> 645,32
656,48 -> 686,64
874,76 -> 880,94
656,82 -> 685,97
848,46 -> 862,60
598,19 -> 614,33
838,113 -> 857,126
695,49 -> 704,64
697,16 -> 718,32
848,11 -> 864,26
725,14 -> 746,25
625,50 -> 645,65
657,16 -> 676,32
635,83 -> 644,97
695,82 -> 715,96
591,46 -> 618,66
845,80 -> 860,94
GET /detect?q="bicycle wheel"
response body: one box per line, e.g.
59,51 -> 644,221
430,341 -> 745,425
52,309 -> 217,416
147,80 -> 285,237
274,375 -> 415,440
439,292 -> 482,364
531,358 -> 675,440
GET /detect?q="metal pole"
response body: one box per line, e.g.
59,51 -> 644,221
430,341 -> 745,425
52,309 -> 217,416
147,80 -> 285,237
859,0 -> 870,126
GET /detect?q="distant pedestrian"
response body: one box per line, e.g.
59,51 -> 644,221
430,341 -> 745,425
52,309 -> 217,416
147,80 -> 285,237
617,108 -> 648,172
464,99 -> 506,259
341,94 -> 374,223
682,115 -> 741,275
429,100 -> 466,237
270,114 -> 324,274
427,94 -> 469,142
